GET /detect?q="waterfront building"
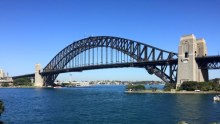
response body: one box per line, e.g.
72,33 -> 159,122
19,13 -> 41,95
0,69 -> 4,79
71,81 -> 90,87
0,68 -> 13,86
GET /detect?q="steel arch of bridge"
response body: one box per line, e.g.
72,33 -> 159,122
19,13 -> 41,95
43,36 -> 178,86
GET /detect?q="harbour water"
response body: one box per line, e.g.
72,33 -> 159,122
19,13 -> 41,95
0,85 -> 220,124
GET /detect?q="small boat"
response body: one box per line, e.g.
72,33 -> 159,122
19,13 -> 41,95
214,95 -> 220,102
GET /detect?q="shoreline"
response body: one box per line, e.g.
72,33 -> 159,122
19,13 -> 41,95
0,86 -> 51,88
1,87 -> 220,94
125,90 -> 220,94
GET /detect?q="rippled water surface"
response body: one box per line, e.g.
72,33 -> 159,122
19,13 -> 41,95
0,85 -> 220,124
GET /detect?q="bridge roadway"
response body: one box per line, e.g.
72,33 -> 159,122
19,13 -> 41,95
12,59 -> 178,79
12,55 -> 220,80
196,55 -> 220,62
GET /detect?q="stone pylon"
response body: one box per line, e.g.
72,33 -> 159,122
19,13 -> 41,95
35,64 -> 43,87
176,34 -> 208,88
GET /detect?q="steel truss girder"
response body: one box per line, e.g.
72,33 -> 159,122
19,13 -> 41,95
43,36 -> 178,85
198,61 -> 220,69
196,56 -> 220,69
207,62 -> 220,69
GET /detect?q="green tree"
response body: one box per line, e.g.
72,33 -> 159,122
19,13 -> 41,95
1,83 -> 9,87
180,81 -> 198,91
212,82 -> 220,91
13,78 -> 32,86
163,83 -> 176,91
180,81 -> 219,91
214,86 -> 220,91
126,84 -> 146,91
198,82 -> 212,91
150,87 -> 158,92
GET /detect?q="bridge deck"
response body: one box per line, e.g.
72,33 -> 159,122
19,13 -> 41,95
12,59 -> 178,79
12,56 -> 220,79
196,55 -> 220,62
12,73 -> 35,80
196,55 -> 220,69
41,59 -> 178,75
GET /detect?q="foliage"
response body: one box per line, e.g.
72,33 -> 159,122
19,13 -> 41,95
180,81 -> 220,91
149,87 -> 158,92
131,81 -> 147,85
163,83 -> 176,91
179,81 -> 198,91
1,83 -> 9,87
0,100 -> 4,116
213,86 -> 220,91
126,84 -> 146,91
13,78 -> 33,86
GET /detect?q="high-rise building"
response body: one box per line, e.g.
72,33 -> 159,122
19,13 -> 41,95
0,69 -> 4,78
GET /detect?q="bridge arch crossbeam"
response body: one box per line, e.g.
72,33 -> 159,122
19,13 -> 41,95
43,36 -> 177,85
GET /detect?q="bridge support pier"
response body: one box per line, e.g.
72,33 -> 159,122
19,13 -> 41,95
35,64 -> 43,87
176,34 -> 209,88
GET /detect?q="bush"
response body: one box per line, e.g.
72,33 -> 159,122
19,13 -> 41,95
163,83 -> 176,91
180,81 -> 220,91
212,82 -> 220,91
198,82 -> 213,91
213,86 -> 220,91
126,84 -> 146,91
150,87 -> 158,92
179,81 -> 198,91
13,78 -> 32,86
1,83 -> 9,87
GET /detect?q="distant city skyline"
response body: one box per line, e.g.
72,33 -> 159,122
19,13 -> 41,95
0,0 -> 220,81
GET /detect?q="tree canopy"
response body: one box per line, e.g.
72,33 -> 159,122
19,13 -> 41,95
126,84 -> 146,91
179,81 -> 220,91
13,78 -> 32,86
163,83 -> 176,91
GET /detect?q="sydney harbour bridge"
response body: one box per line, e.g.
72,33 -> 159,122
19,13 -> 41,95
12,34 -> 220,87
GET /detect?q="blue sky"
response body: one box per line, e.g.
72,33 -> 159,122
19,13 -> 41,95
0,0 -> 220,81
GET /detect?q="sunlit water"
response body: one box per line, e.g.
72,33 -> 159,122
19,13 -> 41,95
0,85 -> 220,124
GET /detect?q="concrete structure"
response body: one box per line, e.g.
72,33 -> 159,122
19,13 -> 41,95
0,69 -> 4,79
176,34 -> 209,88
75,81 -> 90,87
35,64 -> 43,87
0,69 -> 13,86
